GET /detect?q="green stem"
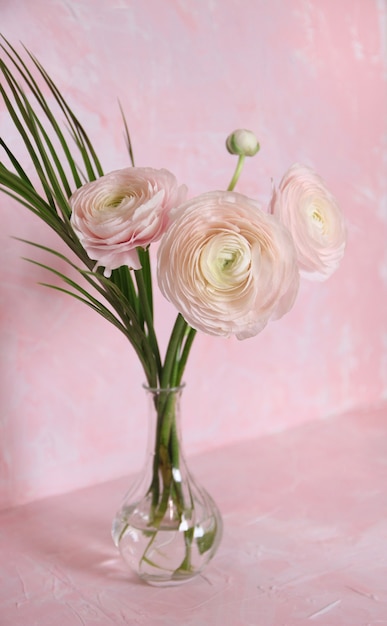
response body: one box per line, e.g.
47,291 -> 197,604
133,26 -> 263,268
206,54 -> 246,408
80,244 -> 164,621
148,317 -> 197,520
227,154 -> 245,191
149,389 -> 186,519
138,248 -> 153,317
175,326 -> 197,386
134,266 -> 161,379
169,418 -> 185,514
161,313 -> 187,388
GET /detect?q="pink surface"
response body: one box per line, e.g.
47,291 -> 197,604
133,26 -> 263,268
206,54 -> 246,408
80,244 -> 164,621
0,1 -> 386,508
0,406 -> 386,625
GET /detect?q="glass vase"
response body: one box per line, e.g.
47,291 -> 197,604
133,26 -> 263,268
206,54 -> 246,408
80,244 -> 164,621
111,384 -> 223,586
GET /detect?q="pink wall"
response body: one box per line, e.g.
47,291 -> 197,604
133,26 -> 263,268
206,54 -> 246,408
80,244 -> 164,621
0,0 -> 386,509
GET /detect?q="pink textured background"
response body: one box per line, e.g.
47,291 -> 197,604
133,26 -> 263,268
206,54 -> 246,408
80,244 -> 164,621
0,0 -> 386,509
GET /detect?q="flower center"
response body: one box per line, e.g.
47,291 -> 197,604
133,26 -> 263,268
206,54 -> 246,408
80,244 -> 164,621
312,209 -> 323,223
306,200 -> 328,238
105,193 -> 133,209
200,233 -> 251,289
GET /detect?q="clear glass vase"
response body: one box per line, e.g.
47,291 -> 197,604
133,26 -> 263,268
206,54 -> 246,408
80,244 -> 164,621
111,384 -> 223,586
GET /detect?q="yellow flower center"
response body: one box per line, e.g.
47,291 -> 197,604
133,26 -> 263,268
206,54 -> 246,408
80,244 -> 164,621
312,209 -> 323,224
307,201 -> 328,237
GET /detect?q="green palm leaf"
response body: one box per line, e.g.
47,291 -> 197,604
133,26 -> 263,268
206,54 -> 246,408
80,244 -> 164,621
0,38 -> 195,389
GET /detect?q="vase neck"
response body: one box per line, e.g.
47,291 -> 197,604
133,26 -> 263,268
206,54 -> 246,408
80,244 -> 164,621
143,385 -> 185,461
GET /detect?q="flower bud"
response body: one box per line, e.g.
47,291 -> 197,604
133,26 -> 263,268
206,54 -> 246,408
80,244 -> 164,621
226,129 -> 260,157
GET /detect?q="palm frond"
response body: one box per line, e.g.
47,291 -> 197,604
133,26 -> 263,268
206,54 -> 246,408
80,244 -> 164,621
1,40 -> 196,389
118,100 -> 135,168
0,40 -> 162,386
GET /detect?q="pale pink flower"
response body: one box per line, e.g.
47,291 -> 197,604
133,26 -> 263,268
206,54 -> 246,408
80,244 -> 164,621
69,167 -> 187,276
270,164 -> 346,281
157,191 -> 300,340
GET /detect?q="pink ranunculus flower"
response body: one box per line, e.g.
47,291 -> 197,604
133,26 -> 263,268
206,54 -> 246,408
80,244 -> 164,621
157,191 -> 300,340
69,167 -> 187,276
270,164 -> 346,281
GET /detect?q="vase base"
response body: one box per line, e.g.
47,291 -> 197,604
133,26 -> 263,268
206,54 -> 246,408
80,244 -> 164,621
139,572 -> 200,587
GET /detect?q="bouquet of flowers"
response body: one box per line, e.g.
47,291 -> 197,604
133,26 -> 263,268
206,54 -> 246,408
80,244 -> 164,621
0,38 -> 346,584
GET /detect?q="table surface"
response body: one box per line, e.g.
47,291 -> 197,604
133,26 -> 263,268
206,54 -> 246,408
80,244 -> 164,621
0,405 -> 386,626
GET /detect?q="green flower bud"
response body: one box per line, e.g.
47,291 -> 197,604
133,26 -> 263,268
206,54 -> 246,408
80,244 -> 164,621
226,129 -> 260,157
